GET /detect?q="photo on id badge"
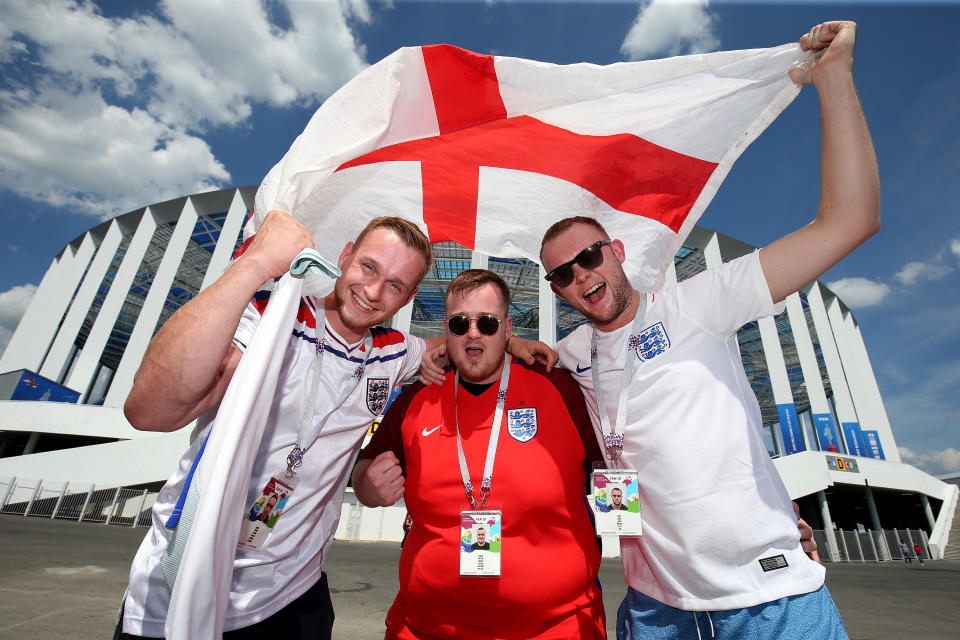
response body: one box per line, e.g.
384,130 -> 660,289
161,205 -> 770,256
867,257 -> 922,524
460,510 -> 501,576
238,476 -> 294,551
592,470 -> 641,536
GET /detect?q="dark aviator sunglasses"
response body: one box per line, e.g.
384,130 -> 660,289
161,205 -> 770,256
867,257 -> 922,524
447,314 -> 502,336
543,240 -> 612,288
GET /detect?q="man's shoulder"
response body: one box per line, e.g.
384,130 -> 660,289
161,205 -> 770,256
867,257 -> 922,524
369,325 -> 411,350
555,323 -> 593,364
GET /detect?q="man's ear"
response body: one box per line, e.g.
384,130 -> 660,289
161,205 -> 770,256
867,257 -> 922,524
611,238 -> 626,264
504,315 -> 514,335
338,241 -> 354,268
550,283 -> 561,297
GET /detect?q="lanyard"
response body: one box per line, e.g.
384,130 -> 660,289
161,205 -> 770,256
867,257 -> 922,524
454,353 -> 511,509
589,296 -> 647,465
284,250 -> 367,477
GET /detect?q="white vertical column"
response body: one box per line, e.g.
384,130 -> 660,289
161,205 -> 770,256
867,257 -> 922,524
105,204 -> 196,407
538,265 -> 555,346
393,298 -> 414,334
844,316 -> 899,462
786,292 -> 833,452
817,491 -> 841,562
826,299 -> 868,456
470,251 -> 488,270
806,283 -> 859,454
200,189 -> 249,292
701,232 -> 721,269
66,211 -> 158,399
757,314 -> 805,454
0,235 -> 94,373
39,221 -> 124,384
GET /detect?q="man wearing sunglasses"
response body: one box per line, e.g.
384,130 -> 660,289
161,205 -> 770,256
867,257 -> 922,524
116,213 -> 551,639
352,269 -> 606,640
539,21 -> 875,640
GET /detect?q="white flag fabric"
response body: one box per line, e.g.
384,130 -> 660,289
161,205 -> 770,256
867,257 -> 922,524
253,42 -> 809,293
164,272 -> 303,640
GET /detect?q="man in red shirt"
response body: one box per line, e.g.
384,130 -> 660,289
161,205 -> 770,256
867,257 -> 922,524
352,269 -> 606,639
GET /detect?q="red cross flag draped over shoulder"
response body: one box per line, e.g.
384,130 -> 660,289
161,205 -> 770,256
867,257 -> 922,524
254,42 -> 808,292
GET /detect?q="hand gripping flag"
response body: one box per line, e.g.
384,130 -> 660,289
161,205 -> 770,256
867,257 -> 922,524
163,253 -> 339,640
254,42 -> 809,293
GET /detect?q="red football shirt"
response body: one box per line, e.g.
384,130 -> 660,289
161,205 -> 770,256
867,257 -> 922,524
361,360 -> 605,639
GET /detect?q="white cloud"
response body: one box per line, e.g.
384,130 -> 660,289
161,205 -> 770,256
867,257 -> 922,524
951,236 -> 960,260
0,86 -> 229,217
0,284 -> 37,354
621,0 -> 720,61
825,277 -> 890,308
894,261 -> 952,285
898,446 -> 960,477
0,0 -> 368,217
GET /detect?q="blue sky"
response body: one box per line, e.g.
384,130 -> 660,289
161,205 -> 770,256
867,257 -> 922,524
1,0 -> 958,476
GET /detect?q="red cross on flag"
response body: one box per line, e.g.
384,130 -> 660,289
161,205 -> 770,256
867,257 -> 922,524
254,43 -> 806,292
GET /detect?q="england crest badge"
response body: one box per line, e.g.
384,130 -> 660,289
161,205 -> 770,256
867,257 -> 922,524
507,407 -> 538,442
635,322 -> 671,362
366,377 -> 390,415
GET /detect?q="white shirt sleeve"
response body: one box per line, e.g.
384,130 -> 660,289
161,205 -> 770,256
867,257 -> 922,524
675,251 -> 784,337
398,334 -> 427,383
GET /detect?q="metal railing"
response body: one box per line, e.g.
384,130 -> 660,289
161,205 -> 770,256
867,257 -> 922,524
813,528 -> 932,562
0,476 -> 155,527
0,476 -> 940,561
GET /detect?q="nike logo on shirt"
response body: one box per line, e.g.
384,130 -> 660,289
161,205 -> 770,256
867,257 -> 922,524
422,424 -> 443,437
575,363 -> 591,373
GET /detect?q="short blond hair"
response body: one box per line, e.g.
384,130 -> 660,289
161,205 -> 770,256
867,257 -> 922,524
354,217 -> 434,283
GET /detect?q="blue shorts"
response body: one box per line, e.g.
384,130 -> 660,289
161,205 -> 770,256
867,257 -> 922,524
616,584 -> 848,640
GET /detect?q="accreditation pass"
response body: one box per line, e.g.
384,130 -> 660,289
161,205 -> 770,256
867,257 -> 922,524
459,510 -> 501,576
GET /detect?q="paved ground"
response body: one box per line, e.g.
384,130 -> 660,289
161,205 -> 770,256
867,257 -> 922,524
1,517 -> 957,639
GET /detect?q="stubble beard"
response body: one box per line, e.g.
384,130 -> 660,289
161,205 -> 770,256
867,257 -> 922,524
583,270 -> 633,327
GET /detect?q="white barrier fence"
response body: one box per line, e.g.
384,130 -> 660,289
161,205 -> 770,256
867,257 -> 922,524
0,476 -> 939,561
0,476 -> 409,540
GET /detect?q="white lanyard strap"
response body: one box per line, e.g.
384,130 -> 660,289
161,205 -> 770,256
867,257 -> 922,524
455,353 -> 511,509
590,296 -> 647,465
285,250 -> 370,476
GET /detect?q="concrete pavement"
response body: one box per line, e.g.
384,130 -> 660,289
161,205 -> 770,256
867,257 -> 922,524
1,517 -> 957,639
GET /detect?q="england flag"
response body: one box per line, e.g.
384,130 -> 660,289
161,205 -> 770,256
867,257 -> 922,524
254,42 -> 807,291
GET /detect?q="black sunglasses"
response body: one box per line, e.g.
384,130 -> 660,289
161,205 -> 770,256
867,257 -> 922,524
544,240 -> 612,288
447,314 -> 502,336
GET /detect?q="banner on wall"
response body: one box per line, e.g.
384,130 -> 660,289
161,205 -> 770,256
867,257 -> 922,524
776,403 -> 805,455
813,413 -> 841,453
842,421 -> 866,457
862,430 -> 886,460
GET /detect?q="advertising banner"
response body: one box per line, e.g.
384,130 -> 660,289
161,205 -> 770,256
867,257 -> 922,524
776,403 -> 805,455
862,430 -> 886,460
813,413 -> 841,453
842,421 -> 866,457
9,370 -> 80,403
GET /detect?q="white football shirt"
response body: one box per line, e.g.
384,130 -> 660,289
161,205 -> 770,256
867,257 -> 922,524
557,251 -> 824,611
123,292 -> 424,635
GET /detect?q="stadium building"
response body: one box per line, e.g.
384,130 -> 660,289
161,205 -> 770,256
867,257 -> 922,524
1,186 -> 956,561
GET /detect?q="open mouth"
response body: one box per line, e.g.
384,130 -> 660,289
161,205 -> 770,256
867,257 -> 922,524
464,345 -> 484,360
584,282 -> 605,302
351,290 -> 374,312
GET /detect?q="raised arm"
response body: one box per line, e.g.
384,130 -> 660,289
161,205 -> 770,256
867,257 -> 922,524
759,21 -> 881,303
124,210 -> 314,432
